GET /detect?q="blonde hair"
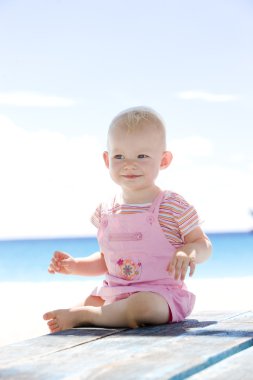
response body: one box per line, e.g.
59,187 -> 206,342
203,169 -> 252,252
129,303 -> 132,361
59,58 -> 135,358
108,106 -> 167,147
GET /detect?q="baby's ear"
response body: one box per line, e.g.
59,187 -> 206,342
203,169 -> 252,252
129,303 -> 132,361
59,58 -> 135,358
103,151 -> 109,168
160,151 -> 173,169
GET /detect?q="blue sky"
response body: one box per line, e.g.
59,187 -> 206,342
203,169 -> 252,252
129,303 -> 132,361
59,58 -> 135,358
0,0 -> 252,238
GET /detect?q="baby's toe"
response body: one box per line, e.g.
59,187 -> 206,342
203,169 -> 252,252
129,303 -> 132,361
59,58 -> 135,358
48,319 -> 61,332
43,311 -> 55,321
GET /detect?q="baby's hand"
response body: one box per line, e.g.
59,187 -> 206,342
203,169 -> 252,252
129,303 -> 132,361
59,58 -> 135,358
167,249 -> 196,281
48,251 -> 77,275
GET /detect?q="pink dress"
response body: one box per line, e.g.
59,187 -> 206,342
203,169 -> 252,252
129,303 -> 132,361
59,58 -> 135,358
91,191 -> 196,322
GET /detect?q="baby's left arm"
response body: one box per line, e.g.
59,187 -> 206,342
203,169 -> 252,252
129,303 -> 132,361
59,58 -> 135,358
167,227 -> 212,281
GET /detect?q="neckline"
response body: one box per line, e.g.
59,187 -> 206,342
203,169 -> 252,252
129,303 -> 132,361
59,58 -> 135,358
124,202 -> 151,206
114,190 -> 165,212
116,188 -> 163,206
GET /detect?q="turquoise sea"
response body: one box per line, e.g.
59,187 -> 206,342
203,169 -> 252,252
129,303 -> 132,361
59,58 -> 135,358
0,232 -> 252,282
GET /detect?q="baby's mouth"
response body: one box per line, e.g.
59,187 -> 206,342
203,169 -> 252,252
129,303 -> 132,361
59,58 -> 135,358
122,174 -> 142,179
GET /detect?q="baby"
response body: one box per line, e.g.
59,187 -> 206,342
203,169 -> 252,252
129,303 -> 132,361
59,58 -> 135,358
43,106 -> 212,332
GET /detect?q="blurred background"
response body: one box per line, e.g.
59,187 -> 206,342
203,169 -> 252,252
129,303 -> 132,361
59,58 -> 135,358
0,3 -> 252,348
0,0 -> 252,240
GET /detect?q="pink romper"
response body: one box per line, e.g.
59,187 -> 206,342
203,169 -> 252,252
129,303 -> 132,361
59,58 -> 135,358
91,191 -> 196,322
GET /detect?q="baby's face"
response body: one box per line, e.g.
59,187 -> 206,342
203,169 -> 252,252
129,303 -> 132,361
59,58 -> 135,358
104,121 -> 170,193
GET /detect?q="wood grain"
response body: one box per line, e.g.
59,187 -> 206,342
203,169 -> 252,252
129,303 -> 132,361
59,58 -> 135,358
0,311 -> 252,380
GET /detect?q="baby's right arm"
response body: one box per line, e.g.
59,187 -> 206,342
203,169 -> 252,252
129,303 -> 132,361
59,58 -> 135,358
48,250 -> 107,276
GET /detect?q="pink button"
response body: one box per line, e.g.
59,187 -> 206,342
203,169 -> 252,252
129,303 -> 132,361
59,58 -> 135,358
146,215 -> 154,224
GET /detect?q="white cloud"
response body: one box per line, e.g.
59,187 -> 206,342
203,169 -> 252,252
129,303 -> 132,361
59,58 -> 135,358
0,114 -> 115,239
158,162 -> 253,233
178,91 -> 239,102
0,91 -> 75,107
0,115 -> 252,238
168,136 -> 213,165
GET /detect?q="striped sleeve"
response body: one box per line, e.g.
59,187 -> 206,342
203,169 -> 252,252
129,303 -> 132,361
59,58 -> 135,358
176,203 -> 201,237
159,192 -> 201,243
90,203 -> 102,229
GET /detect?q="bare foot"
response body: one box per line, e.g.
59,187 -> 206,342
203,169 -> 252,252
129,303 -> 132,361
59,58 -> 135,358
43,307 -> 90,333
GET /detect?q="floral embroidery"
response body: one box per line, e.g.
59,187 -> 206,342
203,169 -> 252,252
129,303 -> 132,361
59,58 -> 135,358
116,258 -> 142,280
117,258 -> 124,266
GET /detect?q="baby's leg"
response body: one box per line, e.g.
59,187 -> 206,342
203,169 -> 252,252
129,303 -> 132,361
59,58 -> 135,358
88,291 -> 170,328
44,295 -> 104,333
43,292 -> 169,332
75,295 -> 105,307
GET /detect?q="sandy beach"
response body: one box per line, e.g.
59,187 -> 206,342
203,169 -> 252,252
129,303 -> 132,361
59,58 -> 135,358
1,277 -> 252,347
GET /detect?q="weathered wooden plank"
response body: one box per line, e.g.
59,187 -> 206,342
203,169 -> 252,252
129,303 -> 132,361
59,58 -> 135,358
0,328 -> 125,366
0,319 -> 198,380
188,345 -> 253,380
0,311 -> 252,380
191,310 -> 252,322
0,309 -> 219,366
0,318 -> 201,375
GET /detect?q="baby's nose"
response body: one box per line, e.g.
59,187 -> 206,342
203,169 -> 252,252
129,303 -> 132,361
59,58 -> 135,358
123,159 -> 137,169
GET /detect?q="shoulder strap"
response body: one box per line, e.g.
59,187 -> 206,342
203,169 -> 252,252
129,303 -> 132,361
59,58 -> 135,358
149,191 -> 167,215
100,194 -> 118,216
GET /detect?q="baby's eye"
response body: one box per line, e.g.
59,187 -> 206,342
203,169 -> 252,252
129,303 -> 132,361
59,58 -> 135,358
138,154 -> 149,159
114,154 -> 125,160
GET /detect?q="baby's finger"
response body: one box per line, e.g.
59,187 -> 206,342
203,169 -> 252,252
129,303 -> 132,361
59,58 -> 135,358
53,250 -> 62,258
49,259 -> 61,272
53,256 -> 63,269
48,265 -> 55,274
174,258 -> 184,280
179,260 -> 189,281
167,255 -> 177,273
189,260 -> 196,277
54,250 -> 69,261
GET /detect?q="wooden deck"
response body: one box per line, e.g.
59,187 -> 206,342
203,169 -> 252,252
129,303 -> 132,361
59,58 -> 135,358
0,310 -> 252,379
